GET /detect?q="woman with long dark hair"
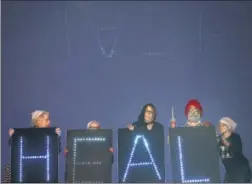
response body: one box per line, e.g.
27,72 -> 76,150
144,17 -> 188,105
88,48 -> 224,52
127,103 -> 163,131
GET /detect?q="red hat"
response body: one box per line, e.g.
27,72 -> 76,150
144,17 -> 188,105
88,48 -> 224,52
185,99 -> 203,116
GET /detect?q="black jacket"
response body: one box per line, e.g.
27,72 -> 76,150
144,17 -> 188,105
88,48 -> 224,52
218,132 -> 249,171
132,120 -> 163,131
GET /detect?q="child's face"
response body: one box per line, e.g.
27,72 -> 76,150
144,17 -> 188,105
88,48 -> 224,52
36,113 -> 50,128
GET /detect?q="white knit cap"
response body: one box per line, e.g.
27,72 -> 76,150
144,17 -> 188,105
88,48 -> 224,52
87,120 -> 100,129
31,110 -> 48,125
220,117 -> 237,132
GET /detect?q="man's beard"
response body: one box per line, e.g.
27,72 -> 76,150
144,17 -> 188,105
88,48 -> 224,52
188,114 -> 200,122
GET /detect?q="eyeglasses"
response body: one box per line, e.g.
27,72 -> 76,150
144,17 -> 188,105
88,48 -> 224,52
145,110 -> 154,114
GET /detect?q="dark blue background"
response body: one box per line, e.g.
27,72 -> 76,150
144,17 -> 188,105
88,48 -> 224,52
2,1 -> 252,182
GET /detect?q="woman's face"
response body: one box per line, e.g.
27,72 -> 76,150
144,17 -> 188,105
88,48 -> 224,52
144,106 -> 155,124
219,122 -> 229,134
36,113 -> 50,128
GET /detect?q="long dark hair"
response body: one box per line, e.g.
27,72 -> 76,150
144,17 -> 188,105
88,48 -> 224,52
137,103 -> 157,123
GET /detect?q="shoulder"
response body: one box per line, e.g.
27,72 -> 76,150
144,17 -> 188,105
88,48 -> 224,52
132,121 -> 140,126
154,122 -> 164,128
132,121 -> 145,128
231,132 -> 241,140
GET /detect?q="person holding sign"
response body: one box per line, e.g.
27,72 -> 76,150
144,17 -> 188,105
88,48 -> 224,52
170,99 -> 212,128
3,110 -> 61,183
8,110 -> 61,134
64,120 -> 114,162
217,117 -> 251,183
127,103 -> 163,131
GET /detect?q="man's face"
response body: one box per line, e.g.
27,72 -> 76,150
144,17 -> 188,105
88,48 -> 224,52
144,106 -> 155,124
219,123 -> 229,134
187,106 -> 201,123
36,113 -> 50,128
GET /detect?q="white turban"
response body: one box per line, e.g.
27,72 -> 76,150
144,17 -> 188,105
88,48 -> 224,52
220,117 -> 237,132
31,110 -> 48,125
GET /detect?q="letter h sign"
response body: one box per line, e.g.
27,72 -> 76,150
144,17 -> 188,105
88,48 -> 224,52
11,128 -> 59,183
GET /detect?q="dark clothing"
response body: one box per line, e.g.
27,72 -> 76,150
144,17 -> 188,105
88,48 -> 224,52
224,164 -> 251,183
132,120 -> 163,130
218,133 -> 251,183
111,151 -> 114,164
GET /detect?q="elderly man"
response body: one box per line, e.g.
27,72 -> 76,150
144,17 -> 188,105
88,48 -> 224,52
218,117 -> 251,183
170,99 -> 211,128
